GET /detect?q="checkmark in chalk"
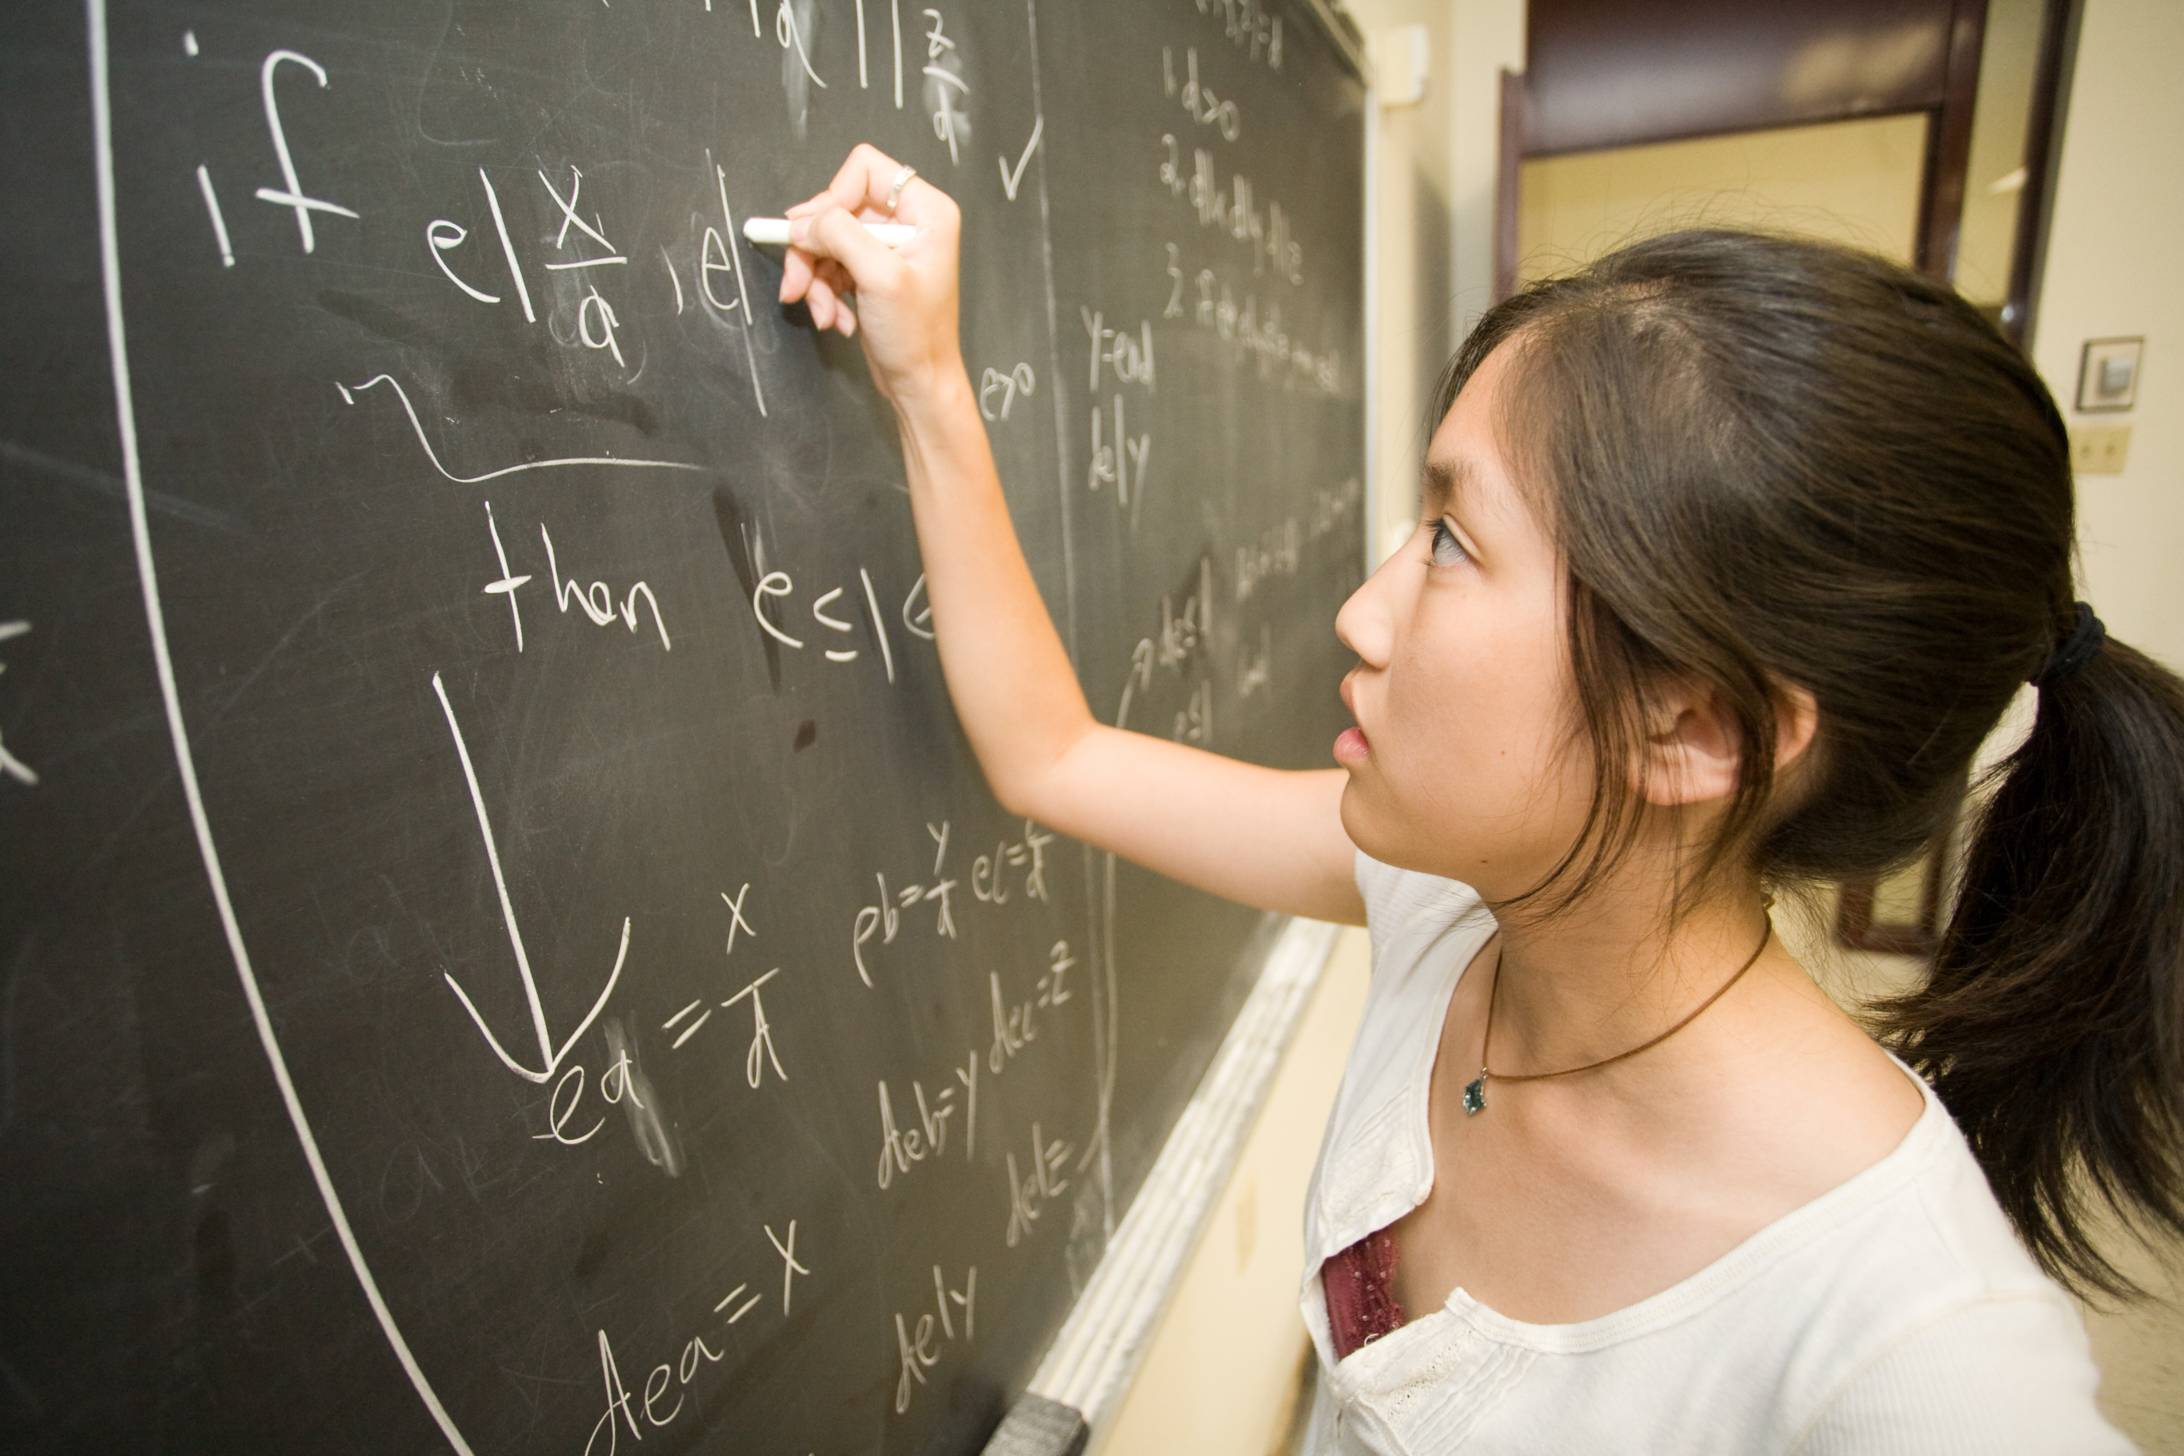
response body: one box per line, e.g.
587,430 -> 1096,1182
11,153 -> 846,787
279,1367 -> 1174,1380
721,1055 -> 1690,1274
998,115 -> 1045,202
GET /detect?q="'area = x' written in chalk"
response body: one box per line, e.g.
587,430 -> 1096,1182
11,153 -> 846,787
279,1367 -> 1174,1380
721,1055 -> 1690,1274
431,671 -> 628,1083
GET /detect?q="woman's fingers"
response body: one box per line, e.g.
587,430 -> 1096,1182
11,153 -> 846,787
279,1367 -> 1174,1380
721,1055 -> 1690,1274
814,259 -> 860,336
779,145 -> 959,370
805,279 -> 855,338
778,242 -> 814,304
786,213 -> 886,333
814,142 -> 931,223
806,274 -> 837,330
780,231 -> 863,338
788,207 -> 898,297
817,258 -> 858,337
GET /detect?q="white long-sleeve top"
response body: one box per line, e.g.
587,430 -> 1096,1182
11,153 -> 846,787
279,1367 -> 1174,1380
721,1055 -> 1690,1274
1295,850 -> 2134,1454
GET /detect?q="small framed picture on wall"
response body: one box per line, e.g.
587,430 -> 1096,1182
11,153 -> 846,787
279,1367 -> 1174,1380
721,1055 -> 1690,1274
2075,336 -> 2144,413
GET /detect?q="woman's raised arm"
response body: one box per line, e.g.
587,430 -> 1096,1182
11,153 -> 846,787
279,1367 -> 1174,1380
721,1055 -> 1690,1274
777,144 -> 1363,927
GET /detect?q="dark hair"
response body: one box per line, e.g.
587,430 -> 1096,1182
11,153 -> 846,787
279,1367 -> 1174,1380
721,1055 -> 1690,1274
1433,228 -> 2184,1299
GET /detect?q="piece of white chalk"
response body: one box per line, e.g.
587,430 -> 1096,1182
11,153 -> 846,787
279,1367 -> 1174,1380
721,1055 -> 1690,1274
742,217 -> 917,248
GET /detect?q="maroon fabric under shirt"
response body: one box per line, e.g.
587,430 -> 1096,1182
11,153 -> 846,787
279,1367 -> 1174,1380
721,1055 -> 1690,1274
1323,1224 -> 1406,1360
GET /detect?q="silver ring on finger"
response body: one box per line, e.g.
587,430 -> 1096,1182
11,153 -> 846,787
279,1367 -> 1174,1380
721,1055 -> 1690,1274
885,165 -> 918,214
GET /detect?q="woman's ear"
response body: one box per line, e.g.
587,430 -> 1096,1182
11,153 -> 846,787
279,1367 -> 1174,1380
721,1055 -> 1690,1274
1635,676 -> 1819,808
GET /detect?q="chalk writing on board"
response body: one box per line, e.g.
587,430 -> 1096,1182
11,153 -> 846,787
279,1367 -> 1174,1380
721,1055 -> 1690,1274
1004,1121 -> 1074,1248
702,152 -> 771,416
877,1057 -> 977,1188
775,0 -> 826,89
1086,393 -> 1153,529
1037,938 -> 1077,1009
1158,139 -> 1304,285
725,968 -> 791,1087
998,113 -> 1045,200
176,35 -> 866,404
1082,302 -> 1159,527
341,375 -> 706,483
894,1264 -> 978,1416
584,1320 -> 726,1456
979,361 -> 1037,420
853,819 -> 1054,986
179,36 -> 243,266
663,997 -> 712,1051
478,505 -> 673,652
1083,307 -> 1157,392
252,49 -> 358,254
193,163 -> 235,267
545,524 -> 672,650
987,965 -> 1041,1074
722,882 -> 757,955
430,671 -> 630,1086
0,620 -> 35,787
922,7 -> 971,164
1190,0 -> 1285,69
851,820 -> 962,987
768,1217 -> 811,1314
745,523 -> 924,682
479,504 -> 532,650
970,821 -> 1057,905
1161,45 -> 1243,139
1238,622 -> 1274,701
582,1212 -> 809,1456
536,1062 -> 606,1147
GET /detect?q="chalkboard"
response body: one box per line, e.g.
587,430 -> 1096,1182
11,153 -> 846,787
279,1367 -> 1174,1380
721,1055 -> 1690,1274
1,2 -> 1366,1452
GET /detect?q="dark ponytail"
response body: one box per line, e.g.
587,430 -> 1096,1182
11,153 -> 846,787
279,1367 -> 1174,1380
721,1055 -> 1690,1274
1878,628 -> 2184,1299
1430,227 -> 2184,1299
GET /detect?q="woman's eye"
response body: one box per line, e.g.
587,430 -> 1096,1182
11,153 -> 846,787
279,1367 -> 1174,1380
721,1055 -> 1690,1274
1428,519 -> 1470,567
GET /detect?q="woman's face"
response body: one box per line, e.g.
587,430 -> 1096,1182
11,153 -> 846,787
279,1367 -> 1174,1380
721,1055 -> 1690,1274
1333,341 -> 1597,898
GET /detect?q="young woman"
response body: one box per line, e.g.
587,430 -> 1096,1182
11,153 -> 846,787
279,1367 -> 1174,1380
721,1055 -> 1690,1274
775,144 -> 2180,1452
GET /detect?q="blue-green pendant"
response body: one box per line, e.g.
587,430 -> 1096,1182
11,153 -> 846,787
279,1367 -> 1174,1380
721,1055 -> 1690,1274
1462,1073 -> 1487,1116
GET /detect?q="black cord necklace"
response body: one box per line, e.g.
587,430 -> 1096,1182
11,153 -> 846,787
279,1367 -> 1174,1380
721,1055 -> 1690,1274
1461,896 -> 1776,1117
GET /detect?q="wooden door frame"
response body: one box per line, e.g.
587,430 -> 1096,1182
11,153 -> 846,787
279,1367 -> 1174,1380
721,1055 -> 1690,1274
1494,0 -> 1998,300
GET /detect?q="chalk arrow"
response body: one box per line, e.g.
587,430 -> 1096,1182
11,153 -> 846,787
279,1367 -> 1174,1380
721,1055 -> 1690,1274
998,115 -> 1044,202
432,671 -> 627,1083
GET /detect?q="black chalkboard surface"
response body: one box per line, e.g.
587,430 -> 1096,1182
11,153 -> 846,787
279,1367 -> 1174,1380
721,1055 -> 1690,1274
2,2 -> 1365,1451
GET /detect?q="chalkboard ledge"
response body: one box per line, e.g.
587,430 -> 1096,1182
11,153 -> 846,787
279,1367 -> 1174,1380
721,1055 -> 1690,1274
983,916 -> 1345,1455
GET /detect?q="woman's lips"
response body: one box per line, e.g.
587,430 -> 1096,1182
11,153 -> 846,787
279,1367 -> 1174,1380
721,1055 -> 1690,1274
1336,676 -> 1369,763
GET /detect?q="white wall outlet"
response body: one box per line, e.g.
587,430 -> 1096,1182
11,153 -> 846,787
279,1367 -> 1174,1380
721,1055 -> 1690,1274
2070,423 -> 2132,476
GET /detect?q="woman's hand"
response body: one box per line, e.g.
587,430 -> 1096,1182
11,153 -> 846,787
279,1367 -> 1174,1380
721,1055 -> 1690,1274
779,143 -> 963,409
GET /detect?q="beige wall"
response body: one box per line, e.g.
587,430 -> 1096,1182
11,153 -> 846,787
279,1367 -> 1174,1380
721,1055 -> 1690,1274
2026,2 -> 2184,1447
2031,0 -> 2184,677
1361,0 -> 1526,567
1360,0 -> 1457,565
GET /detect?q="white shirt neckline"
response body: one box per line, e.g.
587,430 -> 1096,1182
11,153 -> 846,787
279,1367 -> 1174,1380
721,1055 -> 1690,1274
1337,909 -> 1951,1361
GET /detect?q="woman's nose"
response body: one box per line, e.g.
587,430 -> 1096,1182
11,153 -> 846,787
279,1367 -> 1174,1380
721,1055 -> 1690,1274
1334,545 -> 1400,669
